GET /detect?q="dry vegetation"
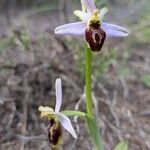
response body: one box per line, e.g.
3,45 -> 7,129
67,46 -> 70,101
0,0 -> 150,150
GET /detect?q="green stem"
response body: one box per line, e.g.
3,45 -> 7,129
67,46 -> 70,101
85,45 -> 104,150
85,45 -> 93,117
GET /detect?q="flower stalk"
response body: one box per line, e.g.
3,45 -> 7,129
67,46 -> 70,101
85,45 -> 93,117
85,45 -> 104,150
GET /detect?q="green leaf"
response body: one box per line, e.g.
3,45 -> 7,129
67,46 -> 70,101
86,116 -> 104,150
114,140 -> 128,150
141,75 -> 150,87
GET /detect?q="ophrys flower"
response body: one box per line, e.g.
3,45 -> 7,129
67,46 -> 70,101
55,0 -> 128,52
39,78 -> 77,147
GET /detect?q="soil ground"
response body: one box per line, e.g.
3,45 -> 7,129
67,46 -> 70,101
0,2 -> 150,150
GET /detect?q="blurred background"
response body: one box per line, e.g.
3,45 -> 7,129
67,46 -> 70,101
0,0 -> 150,150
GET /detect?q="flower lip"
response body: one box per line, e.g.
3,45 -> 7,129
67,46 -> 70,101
48,120 -> 62,147
85,25 -> 106,52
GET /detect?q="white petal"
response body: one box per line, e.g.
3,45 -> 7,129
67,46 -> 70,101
55,22 -> 86,36
99,7 -> 108,19
55,78 -> 62,112
81,0 -> 96,13
73,10 -> 90,22
55,113 -> 77,139
101,22 -> 129,37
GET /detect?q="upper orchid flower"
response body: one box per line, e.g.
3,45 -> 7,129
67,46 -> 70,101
55,0 -> 128,52
38,78 -> 77,147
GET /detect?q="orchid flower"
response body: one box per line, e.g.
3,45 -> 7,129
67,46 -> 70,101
38,78 -> 77,147
55,0 -> 128,52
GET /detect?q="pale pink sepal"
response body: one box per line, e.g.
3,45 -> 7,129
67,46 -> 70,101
55,22 -> 86,36
56,113 -> 77,138
55,78 -> 62,112
82,0 -> 96,13
102,22 -> 129,37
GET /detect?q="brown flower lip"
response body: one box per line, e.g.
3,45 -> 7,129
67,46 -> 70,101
85,23 -> 106,52
48,119 -> 62,147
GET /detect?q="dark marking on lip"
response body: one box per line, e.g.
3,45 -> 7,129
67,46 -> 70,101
47,119 -> 62,146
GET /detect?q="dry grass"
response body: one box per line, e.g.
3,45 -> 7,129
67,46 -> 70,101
0,1 -> 150,150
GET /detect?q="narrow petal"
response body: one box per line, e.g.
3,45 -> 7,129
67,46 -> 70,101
81,0 -> 96,13
55,113 -> 77,139
73,10 -> 90,22
55,78 -> 62,112
38,106 -> 54,118
39,106 -> 54,112
55,22 -> 86,36
101,22 -> 129,37
99,7 -> 108,19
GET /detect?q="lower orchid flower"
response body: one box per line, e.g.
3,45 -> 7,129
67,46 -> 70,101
55,0 -> 129,52
38,78 -> 77,147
